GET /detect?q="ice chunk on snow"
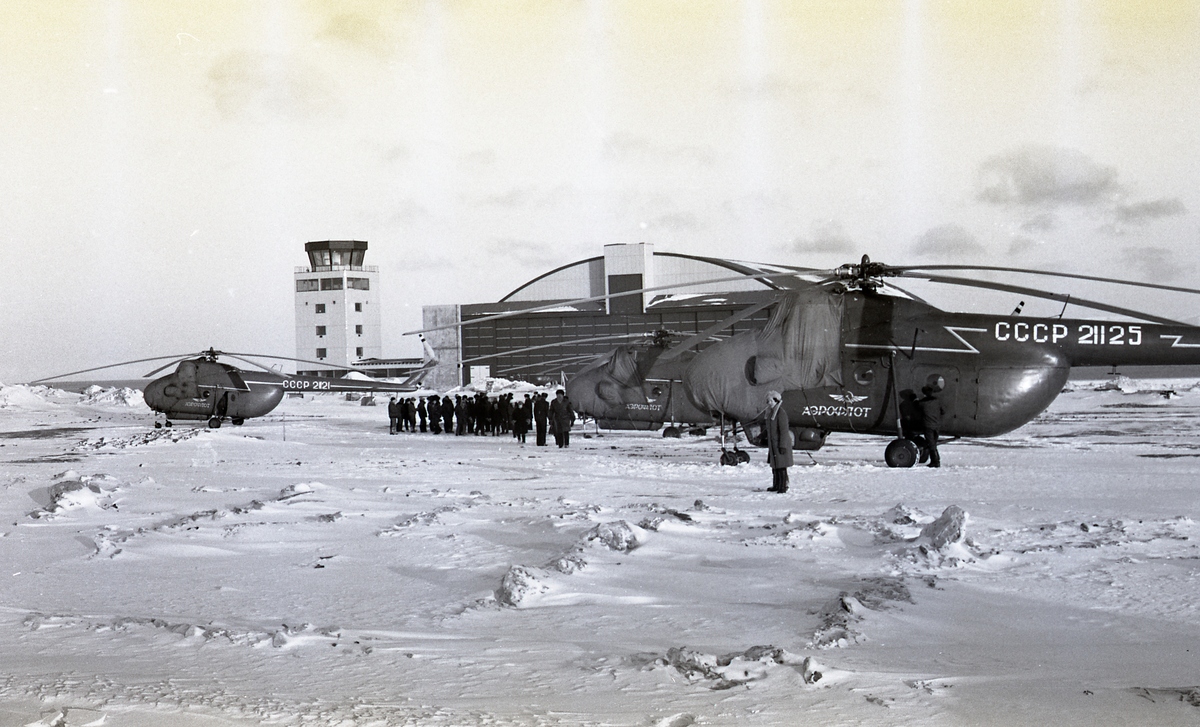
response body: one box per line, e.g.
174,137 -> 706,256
920,505 -> 968,550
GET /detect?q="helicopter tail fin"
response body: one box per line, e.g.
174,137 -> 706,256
397,336 -> 439,387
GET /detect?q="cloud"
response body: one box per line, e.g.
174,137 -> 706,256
1020,212 -> 1057,233
789,220 -> 855,255
641,212 -> 700,231
1115,198 -> 1186,224
976,145 -> 1118,206
486,237 -> 555,267
1007,236 -> 1041,256
912,224 -> 985,259
320,13 -> 392,55
602,132 -> 714,168
1118,246 -> 1189,282
208,51 -> 336,120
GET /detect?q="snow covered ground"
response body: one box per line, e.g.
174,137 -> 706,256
1,380 -> 1199,726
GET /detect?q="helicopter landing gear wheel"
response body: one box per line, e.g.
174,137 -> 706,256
232,418 -> 244,426
154,421 -> 162,429
884,438 -> 918,468
662,426 -> 681,438
736,449 -> 750,464
208,417 -> 222,429
719,449 -> 739,466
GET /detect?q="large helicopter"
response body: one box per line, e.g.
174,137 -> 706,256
33,340 -> 439,428
414,257 -> 1200,466
684,257 -> 1200,466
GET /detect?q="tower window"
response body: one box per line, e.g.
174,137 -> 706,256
316,326 -> 326,337
296,279 -> 318,292
315,304 -> 325,314
316,348 -> 327,359
355,325 -> 363,335
355,303 -> 362,312
356,347 -> 364,357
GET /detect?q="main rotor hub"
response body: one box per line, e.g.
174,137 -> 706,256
834,255 -> 890,291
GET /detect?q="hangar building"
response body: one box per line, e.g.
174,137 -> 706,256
421,243 -> 793,391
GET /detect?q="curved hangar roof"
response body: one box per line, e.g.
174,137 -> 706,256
498,251 -> 804,305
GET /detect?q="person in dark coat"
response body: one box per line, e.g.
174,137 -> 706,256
919,386 -> 944,468
455,396 -> 468,436
512,396 -> 529,443
898,390 -> 929,463
765,390 -> 793,493
417,397 -> 428,433
405,397 -> 417,432
427,395 -> 442,434
533,392 -> 549,446
549,389 -> 575,448
442,395 -> 454,434
387,397 -> 399,435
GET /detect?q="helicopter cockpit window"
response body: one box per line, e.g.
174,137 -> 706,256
744,356 -> 758,385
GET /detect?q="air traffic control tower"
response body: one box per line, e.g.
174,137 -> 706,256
294,240 -> 382,375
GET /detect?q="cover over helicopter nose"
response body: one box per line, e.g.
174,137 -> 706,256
684,289 -> 844,422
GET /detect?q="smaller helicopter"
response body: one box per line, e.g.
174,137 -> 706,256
33,340 -> 438,428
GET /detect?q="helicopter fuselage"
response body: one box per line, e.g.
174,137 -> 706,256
685,291 -> 1200,448
142,358 -> 423,423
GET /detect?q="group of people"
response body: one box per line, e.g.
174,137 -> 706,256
386,389 -> 577,447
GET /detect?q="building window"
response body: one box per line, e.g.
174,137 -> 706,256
356,347 -> 364,357
315,304 -> 325,314
355,325 -> 363,335
296,279 -> 318,292
320,277 -> 344,291
316,348 -> 327,359
316,326 -> 326,337
355,303 -> 362,312
347,277 -> 369,290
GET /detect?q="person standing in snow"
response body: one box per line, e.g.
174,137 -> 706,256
533,392 -> 549,446
919,385 -> 944,468
549,389 -> 575,448
512,396 -> 529,443
765,390 -> 792,493
387,397 -> 400,435
427,395 -> 442,434
455,396 -> 468,436
417,397 -> 428,433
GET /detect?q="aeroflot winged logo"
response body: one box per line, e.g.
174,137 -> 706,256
800,392 -> 872,418
830,392 -> 868,405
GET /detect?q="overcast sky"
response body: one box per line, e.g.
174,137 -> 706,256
3,1 -> 1198,383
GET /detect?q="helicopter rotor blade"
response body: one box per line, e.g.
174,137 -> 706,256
142,357 -> 199,378
658,297 -> 778,362
885,264 -> 1200,296
906,272 -> 1189,325
402,268 -> 832,338
494,353 -> 606,376
30,354 -> 202,385
216,352 -> 383,375
458,332 -> 655,366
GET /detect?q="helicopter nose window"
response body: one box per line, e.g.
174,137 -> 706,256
744,356 -> 758,386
